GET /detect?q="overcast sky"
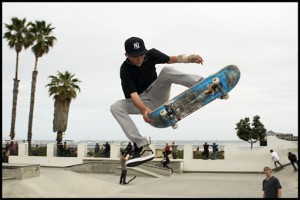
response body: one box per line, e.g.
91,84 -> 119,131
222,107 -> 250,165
2,2 -> 298,142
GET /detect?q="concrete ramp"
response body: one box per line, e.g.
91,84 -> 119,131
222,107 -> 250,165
65,159 -> 177,177
2,168 -> 120,198
114,166 -> 164,178
65,160 -> 120,174
138,164 -> 173,176
2,163 -> 40,180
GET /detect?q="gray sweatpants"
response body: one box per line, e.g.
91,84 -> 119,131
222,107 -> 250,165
110,66 -> 203,148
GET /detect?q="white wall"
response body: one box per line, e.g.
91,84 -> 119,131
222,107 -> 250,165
183,136 -> 298,172
8,136 -> 298,172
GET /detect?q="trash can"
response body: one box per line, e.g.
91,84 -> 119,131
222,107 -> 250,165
260,140 -> 267,146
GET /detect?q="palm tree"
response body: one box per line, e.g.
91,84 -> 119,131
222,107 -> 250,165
27,20 -> 57,154
3,17 -> 32,141
46,71 -> 81,146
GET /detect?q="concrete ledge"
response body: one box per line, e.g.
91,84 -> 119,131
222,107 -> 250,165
2,163 -> 40,180
2,177 -> 15,180
66,159 -> 120,174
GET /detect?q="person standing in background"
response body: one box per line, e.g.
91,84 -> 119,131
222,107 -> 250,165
210,142 -> 219,160
203,142 -> 209,159
103,142 -> 111,158
262,166 -> 282,198
171,141 -> 178,159
124,142 -> 133,157
63,141 -> 68,156
94,142 -> 100,154
119,151 -> 128,185
164,142 -> 171,156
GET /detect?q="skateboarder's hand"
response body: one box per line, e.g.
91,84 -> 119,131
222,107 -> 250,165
130,93 -> 153,123
194,55 -> 204,65
143,108 -> 153,123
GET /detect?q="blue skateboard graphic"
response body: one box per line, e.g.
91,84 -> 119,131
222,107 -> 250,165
148,65 -> 241,129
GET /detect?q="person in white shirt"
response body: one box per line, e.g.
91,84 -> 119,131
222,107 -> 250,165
270,149 -> 284,169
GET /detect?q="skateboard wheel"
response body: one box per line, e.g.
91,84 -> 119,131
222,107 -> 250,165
160,110 -> 167,117
212,78 -> 220,85
172,124 -> 178,129
223,94 -> 229,99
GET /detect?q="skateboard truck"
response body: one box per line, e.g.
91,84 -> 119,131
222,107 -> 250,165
160,105 -> 178,129
204,78 -> 229,99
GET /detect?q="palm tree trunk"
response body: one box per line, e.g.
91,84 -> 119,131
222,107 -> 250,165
27,58 -> 39,155
15,51 -> 19,80
10,79 -> 20,140
56,131 -> 63,144
53,99 -> 71,133
56,131 -> 64,156
9,52 -> 20,140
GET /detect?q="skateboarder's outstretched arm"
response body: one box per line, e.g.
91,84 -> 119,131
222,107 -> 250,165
130,92 -> 153,123
167,55 -> 204,65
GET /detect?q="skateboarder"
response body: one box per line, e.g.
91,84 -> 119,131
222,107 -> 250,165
270,150 -> 284,169
287,152 -> 298,171
161,151 -> 171,169
110,36 -> 204,167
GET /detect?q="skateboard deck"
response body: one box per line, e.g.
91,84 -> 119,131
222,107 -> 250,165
126,176 -> 136,184
148,65 -> 240,128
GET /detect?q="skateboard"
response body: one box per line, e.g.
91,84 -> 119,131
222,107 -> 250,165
148,65 -> 240,129
126,176 -> 136,184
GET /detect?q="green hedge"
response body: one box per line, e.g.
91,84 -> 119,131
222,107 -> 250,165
30,146 -> 47,156
193,151 -> 224,159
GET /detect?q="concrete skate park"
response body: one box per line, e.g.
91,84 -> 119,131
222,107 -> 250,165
2,136 -> 298,198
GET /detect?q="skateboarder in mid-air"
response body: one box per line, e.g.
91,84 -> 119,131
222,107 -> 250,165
110,37 -> 204,167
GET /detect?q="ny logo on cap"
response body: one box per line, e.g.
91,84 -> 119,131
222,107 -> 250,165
133,42 -> 140,50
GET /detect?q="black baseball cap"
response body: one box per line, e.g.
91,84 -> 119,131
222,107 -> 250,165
125,37 -> 148,57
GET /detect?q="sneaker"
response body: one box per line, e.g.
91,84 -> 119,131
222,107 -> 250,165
125,144 -> 155,167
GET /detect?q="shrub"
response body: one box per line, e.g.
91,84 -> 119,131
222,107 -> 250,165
31,146 -> 47,156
